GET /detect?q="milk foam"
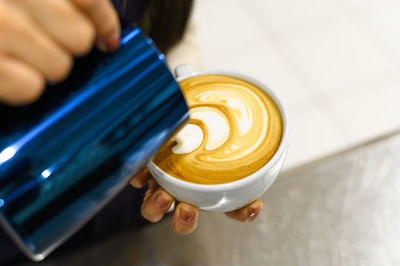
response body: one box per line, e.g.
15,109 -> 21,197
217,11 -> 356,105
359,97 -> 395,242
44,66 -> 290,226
171,124 -> 203,154
171,96 -> 257,154
223,96 -> 252,136
176,107 -> 230,152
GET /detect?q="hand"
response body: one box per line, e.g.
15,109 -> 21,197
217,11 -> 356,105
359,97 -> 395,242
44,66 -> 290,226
0,0 -> 120,105
130,168 -> 263,235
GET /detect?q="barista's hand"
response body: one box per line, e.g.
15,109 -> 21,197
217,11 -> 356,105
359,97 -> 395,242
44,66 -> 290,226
0,0 -> 120,105
131,169 -> 263,235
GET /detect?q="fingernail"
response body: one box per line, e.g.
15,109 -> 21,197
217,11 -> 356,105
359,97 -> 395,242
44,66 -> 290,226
106,34 -> 120,51
248,208 -> 260,220
96,33 -> 120,52
96,38 -> 108,52
179,206 -> 195,223
247,202 -> 262,221
130,178 -> 142,188
153,192 -> 171,209
130,169 -> 148,188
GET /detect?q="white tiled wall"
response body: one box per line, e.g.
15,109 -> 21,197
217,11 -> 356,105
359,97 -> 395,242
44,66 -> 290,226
167,0 -> 400,170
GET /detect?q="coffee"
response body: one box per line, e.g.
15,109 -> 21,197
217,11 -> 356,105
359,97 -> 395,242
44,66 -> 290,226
153,74 -> 282,185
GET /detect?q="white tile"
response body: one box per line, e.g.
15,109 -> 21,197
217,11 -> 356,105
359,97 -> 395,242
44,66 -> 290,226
191,0 -> 267,66
329,80 -> 400,144
364,7 -> 400,58
283,101 -> 347,170
247,0 -> 349,37
344,0 -> 400,13
334,0 -> 400,62
286,24 -> 396,99
238,0 -> 399,99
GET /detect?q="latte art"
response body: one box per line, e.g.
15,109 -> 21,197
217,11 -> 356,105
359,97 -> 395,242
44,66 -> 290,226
153,75 -> 282,184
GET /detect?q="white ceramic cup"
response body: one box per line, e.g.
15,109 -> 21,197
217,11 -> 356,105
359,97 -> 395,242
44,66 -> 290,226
147,64 -> 289,212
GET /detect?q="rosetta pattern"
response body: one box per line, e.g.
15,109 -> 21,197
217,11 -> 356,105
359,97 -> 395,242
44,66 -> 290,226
153,75 -> 282,185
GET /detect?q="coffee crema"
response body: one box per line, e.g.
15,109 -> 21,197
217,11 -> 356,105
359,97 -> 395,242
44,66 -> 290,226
153,75 -> 282,185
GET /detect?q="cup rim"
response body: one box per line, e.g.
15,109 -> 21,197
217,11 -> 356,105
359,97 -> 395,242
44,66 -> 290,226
148,69 -> 289,191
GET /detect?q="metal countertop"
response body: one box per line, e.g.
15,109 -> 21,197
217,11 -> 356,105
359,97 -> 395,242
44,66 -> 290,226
25,131 -> 400,266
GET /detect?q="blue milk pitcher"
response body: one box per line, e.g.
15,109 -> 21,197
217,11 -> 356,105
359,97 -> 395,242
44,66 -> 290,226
0,26 -> 189,261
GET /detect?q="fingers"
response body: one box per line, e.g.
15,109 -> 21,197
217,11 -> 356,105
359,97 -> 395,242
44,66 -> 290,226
130,168 -> 152,188
70,0 -> 120,51
225,200 -> 263,222
14,0 -> 119,55
0,4 -> 73,83
0,0 -> 120,105
132,170 -> 262,234
0,54 -> 44,105
16,0 -> 95,55
171,202 -> 199,235
141,187 -> 174,223
139,182 -> 199,235
133,171 -> 175,223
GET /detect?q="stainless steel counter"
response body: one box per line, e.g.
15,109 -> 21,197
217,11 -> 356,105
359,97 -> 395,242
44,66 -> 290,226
24,131 -> 400,265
